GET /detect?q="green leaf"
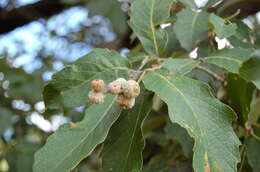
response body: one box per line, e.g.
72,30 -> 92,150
197,41 -> 213,57
178,0 -> 197,9
245,128 -> 260,172
101,90 -> 152,172
164,122 -> 193,157
204,48 -> 252,73
248,98 -> 260,126
0,107 -> 12,135
43,49 -> 131,109
129,0 -> 174,56
173,9 -> 209,51
226,73 -> 255,123
87,0 -> 127,34
143,72 -> 240,172
162,59 -> 199,77
33,95 -> 122,172
164,25 -> 182,56
5,140 -> 40,172
228,20 -> 255,48
0,60 -> 42,103
209,13 -> 237,39
240,55 -> 260,89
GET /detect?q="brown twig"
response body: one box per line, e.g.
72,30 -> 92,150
137,64 -> 162,83
196,65 -> 225,83
137,56 -> 164,71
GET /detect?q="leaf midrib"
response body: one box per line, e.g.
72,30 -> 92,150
151,72 -> 211,167
152,72 -> 239,170
150,0 -> 159,56
151,72 -> 204,136
50,97 -> 117,172
191,12 -> 199,41
122,96 -> 145,172
205,55 -> 242,64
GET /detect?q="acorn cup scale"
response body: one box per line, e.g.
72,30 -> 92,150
122,80 -> 140,98
90,79 -> 105,92
88,90 -> 105,104
116,94 -> 135,109
107,78 -> 127,94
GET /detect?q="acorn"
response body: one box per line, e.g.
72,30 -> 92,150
107,78 -> 127,94
122,80 -> 140,98
116,94 -> 135,109
90,79 -> 105,92
88,90 -> 105,104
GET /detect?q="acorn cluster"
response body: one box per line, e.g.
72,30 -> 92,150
88,78 -> 140,109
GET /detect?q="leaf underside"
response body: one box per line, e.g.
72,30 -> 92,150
33,95 -> 122,172
174,9 -> 209,51
210,13 -> 237,39
129,0 -> 174,56
143,72 -> 240,172
101,90 -> 152,172
204,48 -> 252,73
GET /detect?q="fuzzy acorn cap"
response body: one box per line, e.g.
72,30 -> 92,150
122,80 -> 140,98
90,79 -> 105,92
116,94 -> 135,109
107,78 -> 127,94
88,90 -> 105,104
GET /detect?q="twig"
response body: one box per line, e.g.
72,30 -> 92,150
137,56 -> 164,71
253,123 -> 260,127
137,65 -> 162,83
196,65 -> 225,83
134,56 -> 164,82
251,130 -> 260,141
238,144 -> 246,172
137,56 -> 149,71
225,9 -> 241,22
245,123 -> 260,141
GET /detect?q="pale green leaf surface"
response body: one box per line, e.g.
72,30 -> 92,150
143,72 -> 240,172
204,48 -> 252,73
210,13 -> 237,39
228,20 -> 255,48
129,0 -> 174,56
33,95 -> 122,172
245,128 -> 260,172
240,56 -> 260,89
173,9 -> 209,51
162,59 -> 199,77
102,91 -> 152,172
43,49 -> 131,109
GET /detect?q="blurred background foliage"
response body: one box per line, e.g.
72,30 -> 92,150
0,0 -> 259,171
